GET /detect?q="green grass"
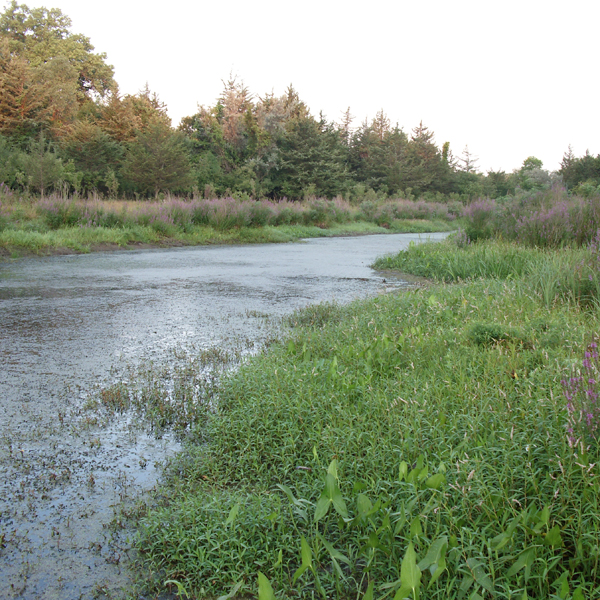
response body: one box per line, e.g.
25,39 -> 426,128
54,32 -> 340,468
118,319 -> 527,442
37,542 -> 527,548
374,237 -> 600,309
0,221 -> 453,257
124,239 -> 600,599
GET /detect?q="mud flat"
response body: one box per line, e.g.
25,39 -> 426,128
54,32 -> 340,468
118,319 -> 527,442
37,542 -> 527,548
0,232 -> 447,599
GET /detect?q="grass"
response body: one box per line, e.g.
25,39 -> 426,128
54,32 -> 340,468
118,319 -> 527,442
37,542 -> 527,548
118,238 -> 600,599
0,221 -> 452,256
0,195 -> 454,256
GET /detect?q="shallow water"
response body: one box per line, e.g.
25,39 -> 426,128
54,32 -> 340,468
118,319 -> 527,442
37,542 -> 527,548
0,233 -> 447,599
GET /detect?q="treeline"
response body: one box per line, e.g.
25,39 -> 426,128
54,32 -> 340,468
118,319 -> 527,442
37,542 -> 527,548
1,1 -> 599,201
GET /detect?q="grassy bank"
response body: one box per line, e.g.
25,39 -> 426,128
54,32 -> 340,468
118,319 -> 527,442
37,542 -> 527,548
112,238 -> 600,599
0,195 -> 454,257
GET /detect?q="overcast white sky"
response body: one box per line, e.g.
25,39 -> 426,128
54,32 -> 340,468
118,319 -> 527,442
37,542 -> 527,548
9,0 -> 600,173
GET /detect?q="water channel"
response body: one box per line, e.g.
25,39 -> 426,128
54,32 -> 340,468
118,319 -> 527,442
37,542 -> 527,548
0,232 -> 447,599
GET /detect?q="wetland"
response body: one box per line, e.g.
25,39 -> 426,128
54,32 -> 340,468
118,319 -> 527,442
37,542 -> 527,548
0,232 -> 446,599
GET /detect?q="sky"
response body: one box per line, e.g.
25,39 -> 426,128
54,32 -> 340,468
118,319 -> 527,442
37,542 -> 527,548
7,0 -> 600,173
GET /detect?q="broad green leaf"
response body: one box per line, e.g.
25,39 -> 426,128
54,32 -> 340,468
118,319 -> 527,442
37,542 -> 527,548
216,581 -> 243,600
257,572 -> 276,600
466,558 -> 493,593
399,461 -> 408,481
314,494 -> 330,522
292,536 -> 313,584
490,514 -> 521,551
225,502 -> 240,526
400,542 -> 422,597
357,493 -> 373,516
410,516 -> 423,538
393,585 -> 412,600
301,535 -> 312,566
327,459 -> 338,479
394,504 -> 407,535
332,483 -> 348,518
429,557 -> 447,588
544,524 -> 563,548
319,534 -> 350,563
406,467 -> 420,484
276,484 -> 298,506
425,473 -> 446,490
468,593 -> 484,600
325,472 -> 337,497
273,549 -> 282,568
363,581 -> 375,600
553,571 -> 569,599
507,548 -> 535,578
572,586 -> 585,600
418,536 -> 448,570
458,575 -> 474,599
353,480 -> 367,493
327,356 -> 338,380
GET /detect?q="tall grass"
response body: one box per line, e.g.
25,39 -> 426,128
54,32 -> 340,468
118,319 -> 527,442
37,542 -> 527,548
16,195 -> 452,233
0,195 -> 455,254
461,186 -> 600,248
374,237 -> 600,310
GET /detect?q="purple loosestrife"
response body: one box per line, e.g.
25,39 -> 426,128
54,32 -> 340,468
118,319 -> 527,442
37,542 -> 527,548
562,342 -> 600,449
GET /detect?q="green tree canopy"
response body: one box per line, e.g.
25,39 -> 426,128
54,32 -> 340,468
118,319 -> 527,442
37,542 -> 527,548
272,116 -> 347,199
0,1 -> 115,98
122,122 -> 193,196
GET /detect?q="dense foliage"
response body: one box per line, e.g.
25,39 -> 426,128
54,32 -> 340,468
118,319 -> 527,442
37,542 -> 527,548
2,3 -> 598,201
107,235 -> 600,599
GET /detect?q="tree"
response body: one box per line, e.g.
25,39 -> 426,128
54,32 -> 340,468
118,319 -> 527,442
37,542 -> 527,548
457,145 -> 479,173
122,122 -> 193,196
338,107 -> 353,146
17,131 -> 65,194
272,116 -> 347,199
0,1 -> 115,99
217,75 -> 253,161
517,156 -> 551,190
400,122 -> 452,194
60,120 -> 124,193
32,55 -> 79,136
560,147 -> 600,191
0,133 -> 19,184
0,35 -> 46,139
97,86 -> 171,143
483,170 -> 515,198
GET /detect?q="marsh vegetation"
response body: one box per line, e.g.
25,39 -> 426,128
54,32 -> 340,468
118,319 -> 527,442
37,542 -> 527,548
116,208 -> 600,599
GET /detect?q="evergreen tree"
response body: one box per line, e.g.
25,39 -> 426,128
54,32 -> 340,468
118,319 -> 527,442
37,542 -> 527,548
122,122 -> 193,196
60,120 -> 124,193
17,131 -> 65,194
272,116 -> 347,199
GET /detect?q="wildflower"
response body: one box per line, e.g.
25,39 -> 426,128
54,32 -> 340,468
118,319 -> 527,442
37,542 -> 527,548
563,342 -> 600,448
